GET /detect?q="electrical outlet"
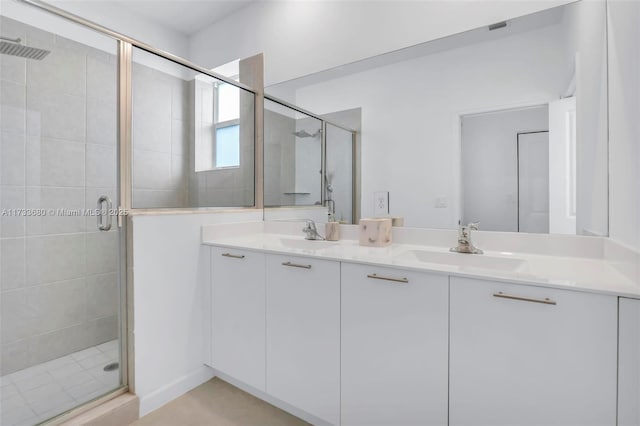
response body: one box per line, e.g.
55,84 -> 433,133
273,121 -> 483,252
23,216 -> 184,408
434,197 -> 448,208
374,191 -> 389,216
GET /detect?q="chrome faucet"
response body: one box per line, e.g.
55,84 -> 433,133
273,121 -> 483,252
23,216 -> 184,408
450,221 -> 483,254
302,219 -> 324,240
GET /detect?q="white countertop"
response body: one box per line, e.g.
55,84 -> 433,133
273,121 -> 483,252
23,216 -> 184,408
201,222 -> 640,299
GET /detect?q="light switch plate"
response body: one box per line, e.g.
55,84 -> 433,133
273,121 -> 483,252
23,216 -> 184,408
374,191 -> 389,216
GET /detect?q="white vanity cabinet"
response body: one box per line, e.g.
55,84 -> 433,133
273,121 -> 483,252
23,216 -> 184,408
265,254 -> 341,425
210,247 -> 266,391
449,277 -> 618,426
619,297 -> 640,426
341,263 -> 449,426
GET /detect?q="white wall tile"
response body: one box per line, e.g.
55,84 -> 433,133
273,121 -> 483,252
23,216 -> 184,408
171,119 -> 188,157
171,79 -> 189,121
30,279 -> 86,334
1,132 -> 26,186
86,272 -> 118,320
85,144 -> 116,188
86,97 -> 116,146
26,46 -> 86,97
25,234 -> 85,285
93,315 -> 118,345
26,90 -> 85,142
85,231 -> 118,276
0,53 -> 26,86
132,189 -> 184,209
0,289 -> 38,344
132,149 -> 172,190
1,186 -> 26,237
86,52 -> 117,104
0,339 -> 33,376
30,323 -> 93,367
1,237 -> 25,290
0,81 -> 26,134
26,187 -> 85,235
26,137 -> 85,187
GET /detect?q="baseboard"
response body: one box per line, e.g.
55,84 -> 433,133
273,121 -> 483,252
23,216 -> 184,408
211,369 -> 333,426
138,366 -> 215,417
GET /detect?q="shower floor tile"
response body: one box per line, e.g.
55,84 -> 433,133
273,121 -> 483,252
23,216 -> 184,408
0,340 -> 120,426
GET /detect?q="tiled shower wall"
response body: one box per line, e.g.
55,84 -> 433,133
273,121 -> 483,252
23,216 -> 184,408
131,58 -> 255,209
264,108 -> 296,207
131,62 -> 190,208
0,17 -> 119,375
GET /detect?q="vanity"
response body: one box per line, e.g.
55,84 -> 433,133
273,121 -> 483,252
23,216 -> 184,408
201,221 -> 640,426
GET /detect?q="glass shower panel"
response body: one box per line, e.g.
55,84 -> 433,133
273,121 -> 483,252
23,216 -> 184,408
131,47 -> 255,209
264,98 -> 323,207
325,124 -> 354,223
0,15 -> 124,426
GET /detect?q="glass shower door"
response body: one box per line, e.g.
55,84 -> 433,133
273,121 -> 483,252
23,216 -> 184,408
0,13 -> 125,426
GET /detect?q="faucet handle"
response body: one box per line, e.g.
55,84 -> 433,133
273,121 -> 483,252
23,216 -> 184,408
467,222 -> 479,231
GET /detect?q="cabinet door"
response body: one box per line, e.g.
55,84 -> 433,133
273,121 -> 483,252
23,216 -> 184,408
450,277 -> 617,426
341,263 -> 449,426
619,297 -> 640,426
211,247 -> 265,391
266,254 -> 340,425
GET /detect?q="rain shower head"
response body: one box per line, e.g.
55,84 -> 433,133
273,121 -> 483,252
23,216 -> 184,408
293,129 -> 322,138
0,37 -> 50,60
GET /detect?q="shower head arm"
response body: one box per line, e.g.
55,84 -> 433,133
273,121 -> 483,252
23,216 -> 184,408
0,36 -> 22,43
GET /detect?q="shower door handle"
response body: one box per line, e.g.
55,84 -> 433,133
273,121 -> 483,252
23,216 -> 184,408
97,195 -> 112,231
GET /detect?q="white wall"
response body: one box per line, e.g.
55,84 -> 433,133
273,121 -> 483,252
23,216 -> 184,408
47,0 -> 189,58
131,210 -> 262,416
608,0 -> 640,250
189,0 -> 574,86
292,25 -> 566,228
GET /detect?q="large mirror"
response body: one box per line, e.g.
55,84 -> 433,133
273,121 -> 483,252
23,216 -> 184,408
263,0 -> 608,236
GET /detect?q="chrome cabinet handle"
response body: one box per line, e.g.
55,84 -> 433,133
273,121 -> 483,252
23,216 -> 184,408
493,292 -> 556,305
97,195 -> 112,231
367,273 -> 409,283
222,253 -> 245,259
282,261 -> 312,269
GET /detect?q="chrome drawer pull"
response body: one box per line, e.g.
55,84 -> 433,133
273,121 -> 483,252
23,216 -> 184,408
222,253 -> 245,259
493,292 -> 556,305
367,273 -> 409,284
282,261 -> 312,269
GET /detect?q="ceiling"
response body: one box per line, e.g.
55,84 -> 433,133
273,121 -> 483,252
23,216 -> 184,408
112,0 -> 255,36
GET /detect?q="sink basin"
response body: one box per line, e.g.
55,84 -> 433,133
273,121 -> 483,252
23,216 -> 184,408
272,237 -> 338,251
398,249 -> 528,272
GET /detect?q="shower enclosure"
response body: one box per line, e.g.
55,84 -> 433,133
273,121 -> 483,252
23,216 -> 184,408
1,0 -> 258,423
0,14 -> 125,426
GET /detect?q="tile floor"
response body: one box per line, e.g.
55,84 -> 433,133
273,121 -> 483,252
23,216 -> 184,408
0,340 -> 120,426
132,377 -> 309,426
